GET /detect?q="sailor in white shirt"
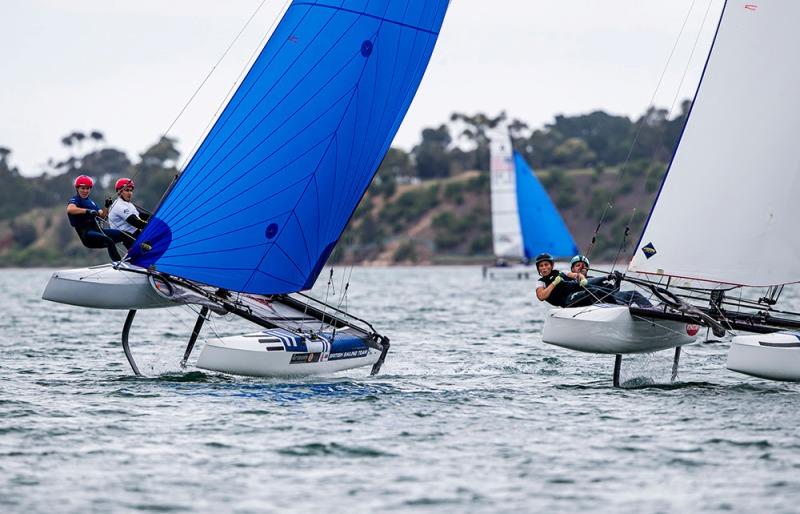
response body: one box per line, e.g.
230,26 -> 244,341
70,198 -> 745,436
108,178 -> 149,248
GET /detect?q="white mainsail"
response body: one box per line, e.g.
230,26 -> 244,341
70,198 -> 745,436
629,1 -> 800,287
489,129 -> 524,259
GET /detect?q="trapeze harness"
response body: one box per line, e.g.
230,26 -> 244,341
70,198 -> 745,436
538,271 -> 580,307
67,195 -> 124,262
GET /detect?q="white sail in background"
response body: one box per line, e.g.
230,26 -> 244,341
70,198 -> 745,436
630,1 -> 800,287
489,129 -> 524,259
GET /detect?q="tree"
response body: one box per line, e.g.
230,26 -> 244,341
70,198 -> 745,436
551,137 -> 597,168
140,136 -> 180,169
449,111 -> 506,171
412,125 -> 452,179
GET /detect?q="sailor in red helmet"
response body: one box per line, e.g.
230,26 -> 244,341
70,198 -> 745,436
107,178 -> 150,248
66,175 -> 125,261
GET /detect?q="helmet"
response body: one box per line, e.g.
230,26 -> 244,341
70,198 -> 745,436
115,178 -> 135,191
570,254 -> 590,268
535,252 -> 554,266
74,175 -> 94,189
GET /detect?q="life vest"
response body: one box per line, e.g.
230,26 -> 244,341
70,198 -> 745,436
539,270 -> 579,307
67,195 -> 100,232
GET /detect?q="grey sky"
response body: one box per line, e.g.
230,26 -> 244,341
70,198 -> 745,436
2,0 -> 723,176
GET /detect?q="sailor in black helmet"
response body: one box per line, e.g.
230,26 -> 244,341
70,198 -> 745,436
534,253 -> 580,307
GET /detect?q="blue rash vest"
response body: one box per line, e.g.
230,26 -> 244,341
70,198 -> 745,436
67,195 -> 100,231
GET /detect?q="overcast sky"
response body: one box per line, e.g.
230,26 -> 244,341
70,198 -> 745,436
1,0 -> 724,175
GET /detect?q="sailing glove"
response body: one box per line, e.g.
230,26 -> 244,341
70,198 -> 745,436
105,197 -> 113,208
87,209 -> 99,217
552,275 -> 562,286
579,278 -> 588,287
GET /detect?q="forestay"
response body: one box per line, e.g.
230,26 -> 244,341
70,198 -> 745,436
128,0 -> 449,294
629,1 -> 800,287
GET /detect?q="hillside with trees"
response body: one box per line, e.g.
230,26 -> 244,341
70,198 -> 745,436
0,103 -> 689,267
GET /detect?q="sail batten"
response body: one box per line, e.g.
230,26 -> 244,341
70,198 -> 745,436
629,1 -> 800,287
129,0 -> 449,294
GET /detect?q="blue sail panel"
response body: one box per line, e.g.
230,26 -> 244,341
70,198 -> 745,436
514,152 -> 579,259
128,0 -> 449,294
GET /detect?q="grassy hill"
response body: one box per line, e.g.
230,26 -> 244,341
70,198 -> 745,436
0,163 -> 662,268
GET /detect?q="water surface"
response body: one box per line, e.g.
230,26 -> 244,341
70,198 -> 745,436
1,267 -> 798,513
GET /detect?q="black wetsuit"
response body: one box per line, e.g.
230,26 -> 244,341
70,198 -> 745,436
538,271 -> 581,307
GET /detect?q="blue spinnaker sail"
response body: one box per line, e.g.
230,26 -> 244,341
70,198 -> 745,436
128,0 -> 449,294
514,151 -> 578,259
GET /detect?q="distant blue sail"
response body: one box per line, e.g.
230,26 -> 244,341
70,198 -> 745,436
128,0 -> 449,294
514,151 -> 578,259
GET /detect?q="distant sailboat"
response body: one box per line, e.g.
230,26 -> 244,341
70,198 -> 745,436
43,0 -> 451,377
484,129 -> 577,279
542,0 -> 800,384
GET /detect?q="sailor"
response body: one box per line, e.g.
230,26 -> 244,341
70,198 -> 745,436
108,178 -> 150,249
66,175 -> 125,262
564,254 -> 652,308
535,252 -> 581,307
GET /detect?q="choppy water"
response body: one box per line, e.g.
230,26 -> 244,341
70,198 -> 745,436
1,267 -> 799,513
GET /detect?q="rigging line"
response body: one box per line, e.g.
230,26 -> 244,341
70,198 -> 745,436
172,0 -> 290,173
161,6 -> 353,215
336,263 -> 350,309
609,209 -> 636,273
319,267 -> 335,332
162,49 -> 363,225
135,0 -> 292,217
156,5 -> 309,222
625,0 -> 717,261
585,0 -> 699,257
165,0 -> 272,142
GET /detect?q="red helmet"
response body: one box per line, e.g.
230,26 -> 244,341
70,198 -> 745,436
115,178 -> 135,192
74,175 -> 94,189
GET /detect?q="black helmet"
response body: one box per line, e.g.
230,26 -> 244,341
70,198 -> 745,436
535,252 -> 554,266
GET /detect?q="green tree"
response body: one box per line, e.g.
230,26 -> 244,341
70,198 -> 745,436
449,111 -> 506,171
412,125 -> 451,179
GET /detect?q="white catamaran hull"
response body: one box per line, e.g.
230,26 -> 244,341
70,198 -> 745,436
42,264 -> 176,310
726,333 -> 800,382
196,332 -> 380,377
542,304 -> 697,354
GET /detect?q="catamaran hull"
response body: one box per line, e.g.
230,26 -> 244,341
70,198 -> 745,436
542,304 -> 697,354
195,332 -> 381,377
726,333 -> 800,382
42,264 -> 176,310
